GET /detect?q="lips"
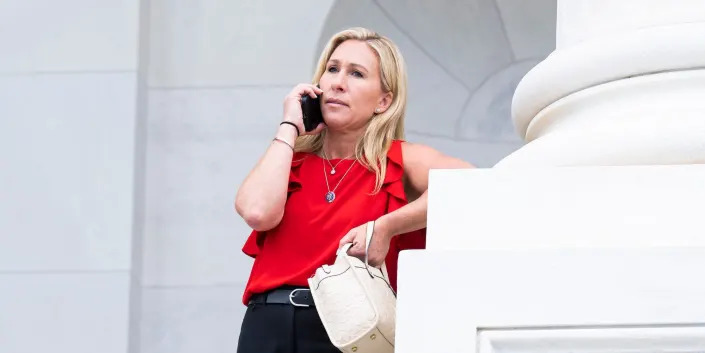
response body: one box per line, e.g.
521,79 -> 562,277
325,98 -> 348,107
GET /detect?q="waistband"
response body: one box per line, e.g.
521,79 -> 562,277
248,287 -> 314,307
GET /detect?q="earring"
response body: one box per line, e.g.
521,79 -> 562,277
375,108 -> 381,113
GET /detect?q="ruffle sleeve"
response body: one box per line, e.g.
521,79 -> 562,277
382,140 -> 427,290
241,152 -> 308,258
381,139 -> 407,204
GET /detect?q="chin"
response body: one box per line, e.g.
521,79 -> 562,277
321,112 -> 352,128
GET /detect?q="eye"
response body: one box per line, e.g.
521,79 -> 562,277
327,66 -> 338,73
351,70 -> 364,78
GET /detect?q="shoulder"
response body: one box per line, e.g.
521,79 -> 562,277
400,141 -> 474,170
398,141 -> 475,193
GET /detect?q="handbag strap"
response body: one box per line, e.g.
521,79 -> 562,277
363,220 -> 376,278
364,221 -> 375,264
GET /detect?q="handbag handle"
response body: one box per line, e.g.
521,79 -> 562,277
337,220 -> 378,278
363,220 -> 375,277
364,220 -> 375,265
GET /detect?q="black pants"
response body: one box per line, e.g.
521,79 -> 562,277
237,301 -> 339,353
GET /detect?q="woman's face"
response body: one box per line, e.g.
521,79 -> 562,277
319,40 -> 392,131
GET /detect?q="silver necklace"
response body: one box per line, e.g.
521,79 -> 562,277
321,149 -> 353,175
322,158 -> 357,203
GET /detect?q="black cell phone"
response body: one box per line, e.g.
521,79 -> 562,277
301,94 -> 324,132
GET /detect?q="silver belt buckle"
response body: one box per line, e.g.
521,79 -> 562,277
288,288 -> 310,307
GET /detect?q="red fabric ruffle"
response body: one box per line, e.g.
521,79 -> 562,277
381,140 -> 427,291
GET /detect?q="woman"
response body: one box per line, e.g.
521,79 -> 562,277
235,27 -> 473,352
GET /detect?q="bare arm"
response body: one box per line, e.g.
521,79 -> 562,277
376,142 -> 474,238
234,84 -> 325,231
340,142 -> 473,266
234,125 -> 297,231
376,190 -> 428,238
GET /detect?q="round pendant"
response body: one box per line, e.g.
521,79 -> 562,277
325,191 -> 336,203
330,169 -> 336,175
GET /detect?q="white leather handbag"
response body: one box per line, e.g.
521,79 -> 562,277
308,220 -> 397,353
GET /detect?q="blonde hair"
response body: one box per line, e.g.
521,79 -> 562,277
295,27 -> 408,194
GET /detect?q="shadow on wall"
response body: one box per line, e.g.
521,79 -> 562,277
315,0 -> 557,167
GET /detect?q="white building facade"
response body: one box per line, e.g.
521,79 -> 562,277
2,1 -> 703,352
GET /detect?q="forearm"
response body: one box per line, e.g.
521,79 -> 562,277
376,190 -> 428,241
235,125 -> 297,230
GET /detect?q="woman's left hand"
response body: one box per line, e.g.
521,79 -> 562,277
338,221 -> 391,267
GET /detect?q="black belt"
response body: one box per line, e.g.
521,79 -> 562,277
249,287 -> 315,307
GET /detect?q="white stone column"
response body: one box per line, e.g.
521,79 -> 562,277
395,2 -> 705,352
496,0 -> 705,167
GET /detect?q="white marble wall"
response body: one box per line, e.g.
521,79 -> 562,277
0,0 -> 141,352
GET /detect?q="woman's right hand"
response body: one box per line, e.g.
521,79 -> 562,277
282,84 -> 326,136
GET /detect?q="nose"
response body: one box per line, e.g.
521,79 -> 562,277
330,72 -> 347,93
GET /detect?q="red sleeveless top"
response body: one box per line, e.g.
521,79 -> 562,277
240,140 -> 426,305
